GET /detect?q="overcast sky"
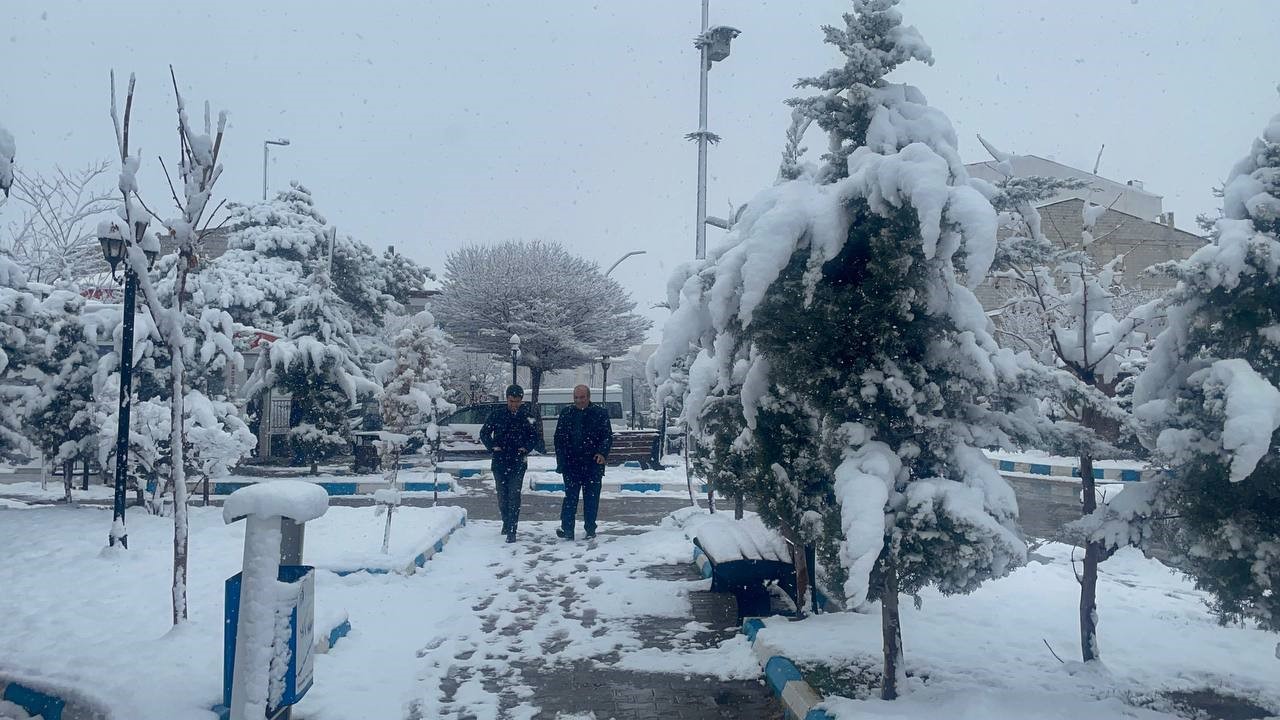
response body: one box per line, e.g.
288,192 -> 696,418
4,1 -> 1278,340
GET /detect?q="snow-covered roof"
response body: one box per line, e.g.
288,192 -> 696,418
965,154 -> 1164,221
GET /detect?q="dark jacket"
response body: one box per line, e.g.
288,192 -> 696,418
480,404 -> 541,468
554,403 -> 613,478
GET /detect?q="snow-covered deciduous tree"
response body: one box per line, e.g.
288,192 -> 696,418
102,68 -> 230,624
442,349 -> 504,406
976,137 -> 1160,662
651,0 -> 1060,699
1131,110 -> 1280,632
244,267 -> 376,475
0,256 -> 37,463
24,289 -> 98,502
434,240 -> 650,407
2,162 -> 116,284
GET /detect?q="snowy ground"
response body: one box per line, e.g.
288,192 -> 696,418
0,502 -> 759,719
755,543 -> 1280,719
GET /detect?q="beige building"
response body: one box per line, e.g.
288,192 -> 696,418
964,156 -> 1203,312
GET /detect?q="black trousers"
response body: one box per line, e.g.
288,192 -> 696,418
560,471 -> 602,537
493,462 -> 526,530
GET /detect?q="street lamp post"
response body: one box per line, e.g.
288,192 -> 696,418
600,355 -> 611,407
262,138 -> 291,201
509,334 -> 520,387
605,250 -> 647,277
98,220 -> 159,549
687,2 -> 739,260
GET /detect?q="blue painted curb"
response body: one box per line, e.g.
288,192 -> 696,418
331,514 -> 467,576
741,619 -> 835,720
532,480 -> 664,493
2,681 -> 66,719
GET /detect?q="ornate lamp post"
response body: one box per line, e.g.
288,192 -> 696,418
509,334 -> 520,387
98,220 -> 159,549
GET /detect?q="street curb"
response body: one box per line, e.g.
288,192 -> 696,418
986,455 -> 1150,482
316,616 -> 351,654
741,619 -> 834,720
0,676 -> 110,720
329,512 -> 468,576
532,476 -> 670,491
210,479 -> 455,497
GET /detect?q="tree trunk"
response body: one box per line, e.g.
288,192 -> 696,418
81,459 -> 89,491
63,461 -> 73,503
734,493 -> 744,520
170,331 -> 189,625
310,460 -> 319,476
782,526 -> 811,616
881,553 -> 904,700
1079,451 -> 1100,662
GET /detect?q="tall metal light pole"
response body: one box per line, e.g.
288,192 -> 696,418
509,334 -> 520,386
98,221 -> 159,549
687,3 -> 739,260
262,138 -> 291,201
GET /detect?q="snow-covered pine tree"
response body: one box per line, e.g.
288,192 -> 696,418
0,256 -> 38,463
25,288 -> 98,502
1132,110 -> 1280,631
245,266 -> 375,475
652,0 -> 1056,699
977,139 -> 1159,662
200,182 -> 416,342
375,311 -> 454,546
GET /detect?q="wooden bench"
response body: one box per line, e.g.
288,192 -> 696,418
608,429 -> 661,468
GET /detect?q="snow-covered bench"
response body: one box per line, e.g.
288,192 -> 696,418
689,513 -> 795,598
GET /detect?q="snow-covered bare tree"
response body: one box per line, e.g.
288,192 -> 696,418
101,68 -> 230,624
434,239 -> 650,407
442,349 -> 504,406
651,0 -> 1064,699
1130,109 -> 1280,632
977,137 -> 1159,663
3,162 -> 115,284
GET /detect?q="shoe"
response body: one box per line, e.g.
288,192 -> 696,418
505,531 -> 517,544
584,531 -> 596,540
555,528 -> 574,541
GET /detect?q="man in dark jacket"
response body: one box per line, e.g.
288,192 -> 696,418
480,384 -> 541,543
553,384 -> 613,540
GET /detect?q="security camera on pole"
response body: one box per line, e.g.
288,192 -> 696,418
686,0 -> 740,260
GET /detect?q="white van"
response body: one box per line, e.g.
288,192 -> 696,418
436,386 -> 626,457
